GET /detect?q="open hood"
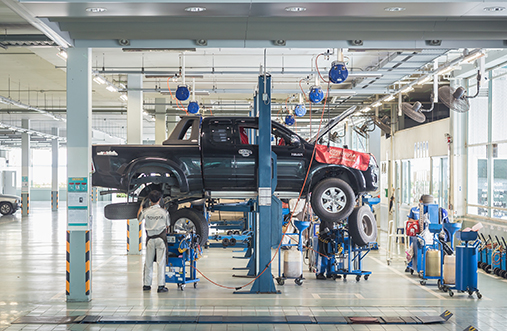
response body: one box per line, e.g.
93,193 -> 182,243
308,106 -> 357,144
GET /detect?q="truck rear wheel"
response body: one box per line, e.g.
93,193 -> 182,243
311,178 -> 355,222
171,208 -> 209,246
348,206 -> 377,247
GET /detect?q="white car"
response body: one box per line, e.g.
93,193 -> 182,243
0,194 -> 21,215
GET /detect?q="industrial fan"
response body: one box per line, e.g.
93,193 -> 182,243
401,101 -> 433,123
438,71 -> 482,113
353,121 -> 376,139
371,116 -> 392,136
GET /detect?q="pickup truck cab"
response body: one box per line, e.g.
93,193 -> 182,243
92,110 -> 378,245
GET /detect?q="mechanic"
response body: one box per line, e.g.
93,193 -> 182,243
138,190 -> 170,293
316,222 -> 341,280
408,196 -> 424,222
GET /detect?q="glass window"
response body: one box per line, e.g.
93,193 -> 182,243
468,85 -> 489,145
410,158 -> 430,203
431,156 -> 449,208
402,160 -> 411,204
493,143 -> 507,219
492,69 -> 507,142
467,145 -> 488,216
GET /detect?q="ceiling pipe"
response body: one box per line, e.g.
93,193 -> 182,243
95,69 -> 385,77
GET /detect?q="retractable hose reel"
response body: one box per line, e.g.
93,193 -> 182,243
328,49 -> 348,84
176,53 -> 190,101
294,94 -> 306,117
285,114 -> 295,126
187,78 -> 200,114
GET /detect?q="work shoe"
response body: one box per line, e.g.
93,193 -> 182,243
157,286 -> 169,293
316,273 -> 326,280
142,285 -> 151,291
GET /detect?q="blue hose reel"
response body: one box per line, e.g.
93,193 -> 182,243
294,104 -> 306,117
329,61 -> 348,84
176,85 -> 190,101
188,101 -> 199,114
285,114 -> 295,126
309,86 -> 324,104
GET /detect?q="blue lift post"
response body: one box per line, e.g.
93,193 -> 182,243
236,74 -> 279,294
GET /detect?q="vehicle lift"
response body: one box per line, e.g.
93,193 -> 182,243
234,73 -> 282,294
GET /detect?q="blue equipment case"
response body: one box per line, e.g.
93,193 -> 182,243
165,233 -> 201,290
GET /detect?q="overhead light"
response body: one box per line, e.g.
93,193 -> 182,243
285,6 -> 307,12
56,49 -> 67,60
417,75 -> 432,85
119,94 -> 128,102
384,7 -> 406,12
461,51 -> 486,64
484,6 -> 505,12
361,107 -> 371,113
400,86 -> 414,93
372,101 -> 382,107
437,66 -> 460,76
93,75 -> 106,85
86,7 -> 107,13
185,6 -> 206,12
106,85 -> 118,92
385,95 -> 395,102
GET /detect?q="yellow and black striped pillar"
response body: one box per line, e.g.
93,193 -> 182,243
127,219 -> 130,252
127,218 -> 141,255
21,193 -> 29,215
51,191 -> 58,211
139,220 -> 142,252
66,231 -> 70,296
85,231 -> 91,296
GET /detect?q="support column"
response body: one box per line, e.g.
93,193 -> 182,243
127,74 -> 143,255
51,127 -> 59,211
21,119 -> 30,216
155,98 -> 167,144
248,74 -> 278,294
66,47 -> 92,302
127,74 -> 143,144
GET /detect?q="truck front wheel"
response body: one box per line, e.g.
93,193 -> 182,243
171,208 -> 209,246
311,178 -> 355,222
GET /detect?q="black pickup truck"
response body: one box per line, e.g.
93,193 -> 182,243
92,110 -> 379,245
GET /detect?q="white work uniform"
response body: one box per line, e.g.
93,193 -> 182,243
140,204 -> 170,287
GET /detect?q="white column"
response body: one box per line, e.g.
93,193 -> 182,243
51,127 -> 59,211
155,98 -> 166,144
127,74 -> 143,144
21,119 -> 30,216
66,47 -> 92,302
166,113 -> 178,137
127,74 -> 143,255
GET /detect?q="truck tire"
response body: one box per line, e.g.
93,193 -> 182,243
171,208 -> 209,246
348,206 -> 377,247
104,202 -> 141,220
311,178 -> 355,222
0,202 -> 13,215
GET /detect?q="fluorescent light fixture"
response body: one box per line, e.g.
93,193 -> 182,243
56,49 -> 68,60
86,7 -> 107,13
106,84 -> 118,92
400,86 -> 414,93
93,75 -> 106,85
372,101 -> 382,107
361,107 -> 371,113
185,6 -> 206,12
484,6 -> 505,12
385,95 -> 395,102
119,94 -> 128,102
285,6 -> 307,12
438,66 -> 459,76
417,75 -> 432,85
461,51 -> 486,64
384,7 -> 406,12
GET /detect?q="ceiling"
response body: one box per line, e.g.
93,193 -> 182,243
1,1 -> 507,147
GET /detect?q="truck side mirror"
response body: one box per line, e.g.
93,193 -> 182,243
290,135 -> 301,148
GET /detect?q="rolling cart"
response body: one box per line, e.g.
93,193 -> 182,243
441,231 -> 482,299
276,219 -> 310,286
165,233 -> 201,290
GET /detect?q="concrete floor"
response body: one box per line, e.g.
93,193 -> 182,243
0,201 -> 505,330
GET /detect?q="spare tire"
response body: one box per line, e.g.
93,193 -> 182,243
311,178 -> 355,222
104,202 -> 141,220
171,208 -> 209,246
348,206 -> 377,247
